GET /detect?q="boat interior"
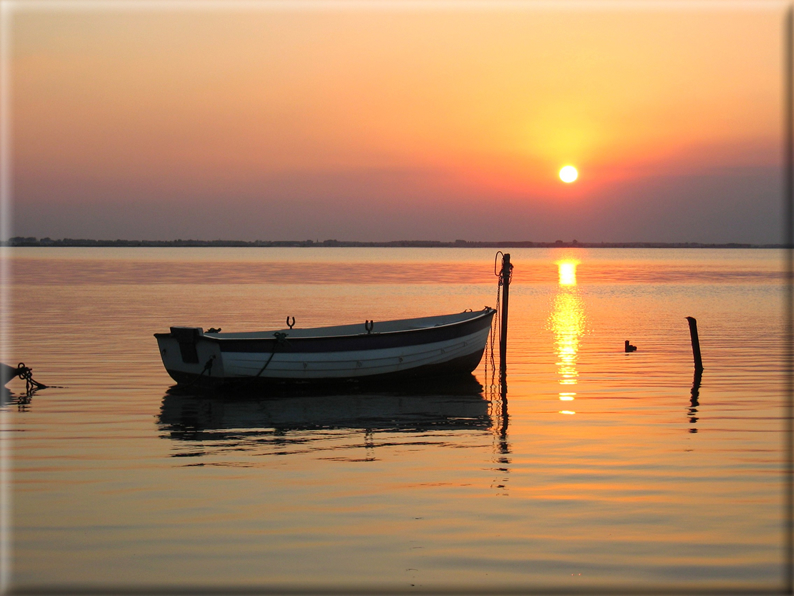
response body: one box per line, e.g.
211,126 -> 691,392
205,307 -> 494,339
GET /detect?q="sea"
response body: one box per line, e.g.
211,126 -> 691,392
1,247 -> 788,593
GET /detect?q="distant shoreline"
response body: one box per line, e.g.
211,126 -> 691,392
2,237 -> 785,249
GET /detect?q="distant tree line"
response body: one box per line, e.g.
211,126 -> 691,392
2,236 -> 780,248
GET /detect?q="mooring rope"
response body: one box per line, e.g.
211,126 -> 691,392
15,363 -> 47,396
179,355 -> 216,390
486,252 -> 505,387
255,332 -> 290,377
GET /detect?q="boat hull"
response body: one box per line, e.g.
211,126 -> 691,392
155,308 -> 496,389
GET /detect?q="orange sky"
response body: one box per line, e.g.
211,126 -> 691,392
7,2 -> 788,242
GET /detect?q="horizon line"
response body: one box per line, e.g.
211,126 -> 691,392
2,237 -> 786,249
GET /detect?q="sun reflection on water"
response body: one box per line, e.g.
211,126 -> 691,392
549,260 -> 587,411
557,260 -> 579,286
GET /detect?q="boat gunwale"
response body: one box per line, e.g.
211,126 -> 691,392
155,307 -> 495,343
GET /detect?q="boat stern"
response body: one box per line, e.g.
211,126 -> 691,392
155,327 -> 225,386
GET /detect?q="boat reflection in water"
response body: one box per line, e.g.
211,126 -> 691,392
549,259 -> 587,415
157,376 -> 492,457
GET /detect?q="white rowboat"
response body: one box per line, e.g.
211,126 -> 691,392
155,307 -> 496,388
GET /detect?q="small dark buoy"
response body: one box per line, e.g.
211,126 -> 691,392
624,340 -> 637,352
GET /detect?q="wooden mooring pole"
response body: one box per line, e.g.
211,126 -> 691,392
685,316 -> 704,372
499,253 -> 512,378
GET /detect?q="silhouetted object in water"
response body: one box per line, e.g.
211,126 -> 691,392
2,363 -> 47,405
624,340 -> 637,352
685,316 -> 704,372
2,362 -> 47,390
1,363 -> 19,386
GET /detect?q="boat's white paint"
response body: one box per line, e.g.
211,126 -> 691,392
159,338 -> 225,378
223,326 -> 491,380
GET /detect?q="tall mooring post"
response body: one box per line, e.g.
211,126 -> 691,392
499,253 -> 512,378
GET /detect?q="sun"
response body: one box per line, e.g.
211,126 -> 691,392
559,165 -> 578,183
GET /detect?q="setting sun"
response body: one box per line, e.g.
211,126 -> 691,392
559,165 -> 578,183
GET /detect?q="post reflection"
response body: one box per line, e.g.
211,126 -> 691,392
485,329 -> 510,495
688,369 -> 703,433
487,378 -> 510,496
548,259 -> 587,414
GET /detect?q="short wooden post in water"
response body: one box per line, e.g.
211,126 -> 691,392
499,253 -> 512,378
685,316 -> 704,372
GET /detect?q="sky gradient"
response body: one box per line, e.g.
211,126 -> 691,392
5,1 -> 789,243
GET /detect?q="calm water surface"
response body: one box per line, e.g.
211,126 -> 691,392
2,247 -> 787,592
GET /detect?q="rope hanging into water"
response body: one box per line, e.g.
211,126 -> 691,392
255,332 -> 290,377
487,251 -> 513,387
486,252 -> 506,386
